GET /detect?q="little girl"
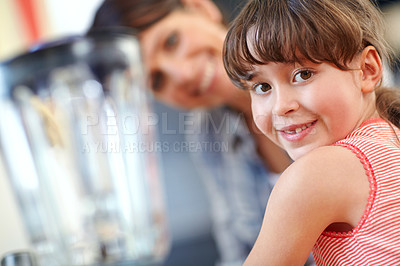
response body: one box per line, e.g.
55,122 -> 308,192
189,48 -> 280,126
223,0 -> 400,265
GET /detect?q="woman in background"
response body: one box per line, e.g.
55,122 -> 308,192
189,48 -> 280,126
89,0 -> 293,265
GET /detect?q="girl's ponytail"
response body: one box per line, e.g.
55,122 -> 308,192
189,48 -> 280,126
376,87 -> 400,129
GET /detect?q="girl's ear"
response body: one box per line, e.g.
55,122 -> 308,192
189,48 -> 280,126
180,0 -> 223,23
360,46 -> 383,93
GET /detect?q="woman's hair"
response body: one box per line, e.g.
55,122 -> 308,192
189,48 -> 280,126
223,0 -> 400,128
89,0 -> 245,33
90,0 -> 183,32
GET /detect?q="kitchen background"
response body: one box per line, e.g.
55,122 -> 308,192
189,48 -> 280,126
0,0 -> 399,265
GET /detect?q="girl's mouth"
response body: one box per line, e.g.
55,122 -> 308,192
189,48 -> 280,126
278,120 -> 317,142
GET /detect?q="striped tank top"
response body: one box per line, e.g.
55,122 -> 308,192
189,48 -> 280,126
312,118 -> 400,265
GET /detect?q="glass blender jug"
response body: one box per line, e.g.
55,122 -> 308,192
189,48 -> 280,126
0,29 -> 169,265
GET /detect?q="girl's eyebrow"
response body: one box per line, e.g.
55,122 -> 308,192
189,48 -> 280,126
243,73 -> 258,91
245,72 -> 256,82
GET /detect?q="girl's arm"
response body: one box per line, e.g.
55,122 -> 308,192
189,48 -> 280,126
245,146 -> 370,265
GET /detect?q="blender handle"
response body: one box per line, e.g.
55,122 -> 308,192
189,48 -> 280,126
1,251 -> 39,266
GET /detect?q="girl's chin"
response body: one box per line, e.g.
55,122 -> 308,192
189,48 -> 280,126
285,145 -> 316,161
288,152 -> 304,161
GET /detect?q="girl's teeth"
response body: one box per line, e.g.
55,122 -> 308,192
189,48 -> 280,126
285,122 -> 313,134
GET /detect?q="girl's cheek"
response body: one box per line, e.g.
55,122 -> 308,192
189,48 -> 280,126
251,100 -> 270,133
252,112 -> 268,134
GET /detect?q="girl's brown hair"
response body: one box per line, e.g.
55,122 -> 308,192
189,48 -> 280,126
223,0 -> 400,128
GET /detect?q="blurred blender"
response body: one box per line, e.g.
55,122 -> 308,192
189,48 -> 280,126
0,29 -> 169,266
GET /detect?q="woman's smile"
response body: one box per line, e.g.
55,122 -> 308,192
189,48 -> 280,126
138,8 -> 242,110
198,58 -> 217,95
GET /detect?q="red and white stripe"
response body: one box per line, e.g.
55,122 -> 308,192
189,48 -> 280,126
313,118 -> 400,265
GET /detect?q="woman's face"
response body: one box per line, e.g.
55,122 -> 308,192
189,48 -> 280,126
139,3 -> 237,110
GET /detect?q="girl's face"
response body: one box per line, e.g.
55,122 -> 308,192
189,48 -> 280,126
139,3 -> 238,110
248,59 -> 376,160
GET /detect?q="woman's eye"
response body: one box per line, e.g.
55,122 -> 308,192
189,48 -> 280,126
151,71 -> 165,92
164,31 -> 178,50
293,70 -> 313,82
253,83 -> 272,95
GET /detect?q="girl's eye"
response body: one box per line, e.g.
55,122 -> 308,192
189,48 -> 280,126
253,83 -> 272,95
293,70 -> 313,82
164,31 -> 178,50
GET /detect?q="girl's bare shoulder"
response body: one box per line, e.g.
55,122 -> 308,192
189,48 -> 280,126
280,145 -> 366,185
272,145 -> 369,227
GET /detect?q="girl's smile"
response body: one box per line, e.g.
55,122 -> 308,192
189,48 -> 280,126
276,120 -> 317,142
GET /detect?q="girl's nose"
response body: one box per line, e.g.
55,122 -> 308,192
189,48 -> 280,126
272,86 -> 300,116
